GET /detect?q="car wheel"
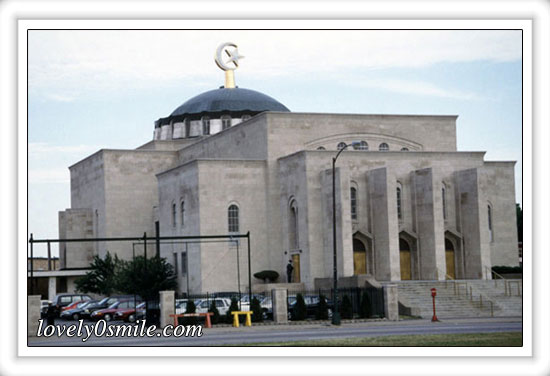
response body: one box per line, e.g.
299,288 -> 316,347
72,313 -> 80,321
128,314 -> 135,323
104,314 -> 112,322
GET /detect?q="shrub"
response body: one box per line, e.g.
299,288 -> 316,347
293,293 -> 307,321
183,299 -> 197,325
359,290 -> 372,318
225,298 -> 240,324
251,297 -> 263,322
315,294 -> 329,320
209,300 -> 220,325
341,294 -> 353,319
253,270 -> 280,283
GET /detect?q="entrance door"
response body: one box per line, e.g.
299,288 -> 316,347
399,238 -> 412,280
445,239 -> 456,279
292,254 -> 301,283
353,238 -> 367,275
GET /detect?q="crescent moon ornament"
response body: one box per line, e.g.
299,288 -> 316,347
215,42 -> 245,71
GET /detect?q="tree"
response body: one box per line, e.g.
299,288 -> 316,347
117,255 -> 177,301
209,300 -> 220,325
225,298 -> 239,324
315,294 -> 329,320
341,294 -> 353,319
359,290 -> 372,318
293,293 -> 307,321
251,297 -> 263,322
516,203 -> 522,242
75,252 -> 122,296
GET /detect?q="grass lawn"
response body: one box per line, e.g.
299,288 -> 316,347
241,332 -> 522,346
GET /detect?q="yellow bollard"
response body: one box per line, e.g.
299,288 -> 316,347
245,312 -> 252,327
232,312 -> 239,328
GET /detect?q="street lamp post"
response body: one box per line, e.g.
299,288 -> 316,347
331,142 -> 360,325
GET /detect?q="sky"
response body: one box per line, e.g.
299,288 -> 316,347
27,29 -> 523,257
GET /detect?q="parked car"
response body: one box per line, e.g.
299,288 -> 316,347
260,296 -> 273,319
195,298 -> 232,315
238,294 -> 265,311
61,300 -> 85,312
48,293 -> 92,317
90,300 -> 141,322
115,302 -> 145,322
60,300 -> 98,321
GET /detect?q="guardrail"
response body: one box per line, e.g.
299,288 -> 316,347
441,271 -> 495,317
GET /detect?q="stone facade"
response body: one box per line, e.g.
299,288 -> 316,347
60,110 -> 518,293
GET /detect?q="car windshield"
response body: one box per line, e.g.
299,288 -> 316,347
136,302 -> 145,308
76,301 -> 88,308
108,302 -> 120,309
176,302 -> 187,308
98,297 -> 109,305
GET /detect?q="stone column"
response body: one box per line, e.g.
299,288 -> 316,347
456,168 -> 491,279
321,167 -> 354,278
383,284 -> 399,321
366,167 -> 400,281
413,168 -> 446,280
271,288 -> 288,324
159,290 -> 175,328
28,295 -> 41,337
48,277 -> 57,301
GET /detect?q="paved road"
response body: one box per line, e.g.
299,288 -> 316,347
28,317 -> 522,346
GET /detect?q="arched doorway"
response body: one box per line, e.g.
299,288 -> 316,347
353,238 -> 367,275
445,238 -> 456,279
399,238 -> 412,280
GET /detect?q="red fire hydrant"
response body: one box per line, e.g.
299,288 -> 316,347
431,288 -> 439,322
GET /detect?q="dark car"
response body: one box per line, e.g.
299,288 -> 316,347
45,293 -> 92,317
288,295 -> 333,320
115,302 -> 146,322
79,295 -> 141,320
59,300 -> 98,321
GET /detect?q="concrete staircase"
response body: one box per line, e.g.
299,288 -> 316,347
388,279 -> 522,319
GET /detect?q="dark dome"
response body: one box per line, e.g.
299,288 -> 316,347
170,87 -> 290,117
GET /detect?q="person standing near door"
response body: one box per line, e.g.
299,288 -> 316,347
286,260 -> 294,283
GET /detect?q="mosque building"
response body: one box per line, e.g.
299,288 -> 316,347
58,42 -> 519,294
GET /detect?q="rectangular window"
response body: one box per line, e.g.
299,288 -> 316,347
173,252 -> 178,276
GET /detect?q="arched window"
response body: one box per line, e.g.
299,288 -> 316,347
401,147 -> 409,151
355,141 -> 369,151
488,204 -> 493,242
316,146 -> 326,150
221,115 -> 232,130
337,142 -> 347,150
350,187 -> 358,220
289,200 -> 299,250
242,114 -> 251,122
171,203 -> 177,227
396,186 -> 402,220
379,142 -> 389,151
180,201 -> 185,227
228,204 -> 239,233
184,118 -> 191,137
202,116 -> 210,135
442,185 -> 447,220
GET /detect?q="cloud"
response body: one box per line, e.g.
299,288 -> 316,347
28,142 -> 99,155
44,93 -> 76,102
28,168 -> 69,184
356,78 -> 483,100
28,30 -> 522,97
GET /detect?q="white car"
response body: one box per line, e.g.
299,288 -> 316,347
195,298 -> 232,315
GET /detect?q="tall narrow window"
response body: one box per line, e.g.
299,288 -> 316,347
221,115 -> 232,130
171,203 -> 176,227
202,116 -> 210,135
228,204 -> 239,233
173,253 -> 179,276
442,186 -> 447,220
396,187 -> 402,220
350,187 -> 358,220
181,252 -> 187,275
289,200 -> 298,250
379,142 -> 389,151
488,205 -> 493,242
184,118 -> 191,137
180,201 -> 185,227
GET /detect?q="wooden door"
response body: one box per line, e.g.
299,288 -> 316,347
400,250 -> 411,280
445,239 -> 456,279
353,238 -> 367,275
292,254 -> 301,283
